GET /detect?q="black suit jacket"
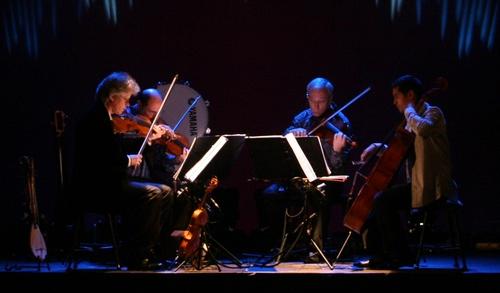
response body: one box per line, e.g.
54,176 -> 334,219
73,101 -> 129,208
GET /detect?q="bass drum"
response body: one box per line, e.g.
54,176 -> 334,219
156,83 -> 209,145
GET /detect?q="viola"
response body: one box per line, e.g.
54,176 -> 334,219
112,115 -> 189,156
178,176 -> 219,258
165,133 -> 190,157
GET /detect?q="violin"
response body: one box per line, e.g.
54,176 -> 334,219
310,121 -> 357,148
112,115 -> 151,137
306,87 -> 371,148
112,115 -> 190,156
178,176 -> 219,258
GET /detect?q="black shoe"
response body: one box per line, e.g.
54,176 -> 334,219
353,257 -> 399,269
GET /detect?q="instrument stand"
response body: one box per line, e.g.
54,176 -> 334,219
172,227 -> 242,271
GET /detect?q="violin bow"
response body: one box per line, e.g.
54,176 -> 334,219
137,74 -> 179,155
172,95 -> 202,132
307,86 -> 371,135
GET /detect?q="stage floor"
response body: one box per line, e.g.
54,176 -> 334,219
2,252 -> 500,291
2,251 -> 499,273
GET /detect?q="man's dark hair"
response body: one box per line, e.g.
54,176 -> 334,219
392,75 -> 423,98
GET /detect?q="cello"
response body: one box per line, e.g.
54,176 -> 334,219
343,77 -> 448,234
332,78 -> 447,268
178,176 -> 219,258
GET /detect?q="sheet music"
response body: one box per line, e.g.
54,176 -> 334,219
312,136 -> 332,175
184,135 -> 229,182
285,133 -> 318,182
318,175 -> 349,182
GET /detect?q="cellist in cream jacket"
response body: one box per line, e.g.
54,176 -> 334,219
355,75 -> 458,269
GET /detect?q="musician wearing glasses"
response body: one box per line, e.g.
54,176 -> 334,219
73,72 -> 174,270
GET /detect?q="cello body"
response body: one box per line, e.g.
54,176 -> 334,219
343,127 -> 414,234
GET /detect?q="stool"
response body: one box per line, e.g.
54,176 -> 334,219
66,212 -> 122,270
412,199 -> 467,270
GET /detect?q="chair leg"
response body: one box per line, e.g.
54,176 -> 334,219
107,213 -> 122,270
66,215 -> 83,271
415,212 -> 428,268
448,207 -> 467,270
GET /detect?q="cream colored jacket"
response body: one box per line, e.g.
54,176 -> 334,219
404,102 -> 457,208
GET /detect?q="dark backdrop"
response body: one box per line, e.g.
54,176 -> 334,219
1,1 -> 499,254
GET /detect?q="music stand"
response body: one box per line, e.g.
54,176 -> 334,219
174,134 -> 245,183
172,134 -> 245,271
246,134 -> 339,269
246,135 -> 331,181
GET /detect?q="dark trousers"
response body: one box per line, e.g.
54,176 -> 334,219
371,183 -> 412,259
121,180 -> 174,262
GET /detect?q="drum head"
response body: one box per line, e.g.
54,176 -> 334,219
156,84 -> 209,145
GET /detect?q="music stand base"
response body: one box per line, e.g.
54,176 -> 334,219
332,230 -> 353,270
274,207 -> 333,269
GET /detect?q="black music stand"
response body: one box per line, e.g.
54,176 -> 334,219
246,135 -> 330,181
171,134 -> 245,271
246,135 -> 334,269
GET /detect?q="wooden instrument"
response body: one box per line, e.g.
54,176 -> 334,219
343,78 -> 447,233
22,156 -> 48,261
307,87 -> 371,148
178,176 -> 219,258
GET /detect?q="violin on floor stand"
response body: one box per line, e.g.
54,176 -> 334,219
171,176 -> 243,271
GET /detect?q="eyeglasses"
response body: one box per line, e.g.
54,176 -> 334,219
113,93 -> 130,104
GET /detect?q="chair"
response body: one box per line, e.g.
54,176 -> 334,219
66,211 -> 122,271
410,198 -> 467,270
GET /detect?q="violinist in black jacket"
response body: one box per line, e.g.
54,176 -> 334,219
256,77 -> 352,263
73,72 -> 174,270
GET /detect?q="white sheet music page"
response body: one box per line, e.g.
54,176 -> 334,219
184,135 -> 229,182
285,133 -> 318,182
314,136 -> 332,175
318,175 -> 349,182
